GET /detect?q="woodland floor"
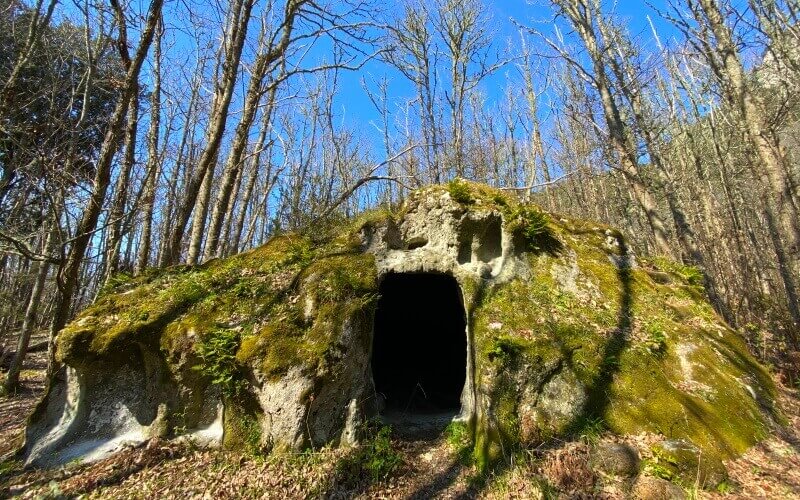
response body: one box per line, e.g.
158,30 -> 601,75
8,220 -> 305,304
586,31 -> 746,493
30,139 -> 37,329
1,347 -> 799,499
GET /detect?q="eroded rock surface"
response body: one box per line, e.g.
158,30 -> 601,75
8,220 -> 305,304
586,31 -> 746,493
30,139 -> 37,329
21,182 -> 781,478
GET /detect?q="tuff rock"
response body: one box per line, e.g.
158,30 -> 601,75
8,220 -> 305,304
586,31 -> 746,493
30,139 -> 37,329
20,182 -> 781,478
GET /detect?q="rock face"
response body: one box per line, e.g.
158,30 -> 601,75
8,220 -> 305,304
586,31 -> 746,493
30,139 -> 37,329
650,439 -> 727,487
21,182 -> 781,474
633,476 -> 686,500
592,442 -> 641,477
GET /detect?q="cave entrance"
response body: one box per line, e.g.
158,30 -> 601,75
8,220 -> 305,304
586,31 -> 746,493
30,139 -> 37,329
371,272 -> 467,433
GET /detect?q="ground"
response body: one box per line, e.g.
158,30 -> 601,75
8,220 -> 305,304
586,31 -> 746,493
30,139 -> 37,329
1,344 -> 800,499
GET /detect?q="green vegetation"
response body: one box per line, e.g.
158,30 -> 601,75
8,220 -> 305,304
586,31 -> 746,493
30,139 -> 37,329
336,425 -> 403,483
642,458 -> 675,481
465,216 -> 779,475
361,426 -> 403,481
642,319 -> 669,356
447,178 -> 475,204
239,414 -> 266,457
223,402 -> 266,457
443,180 -> 557,252
716,480 -> 734,494
235,252 -> 378,379
444,421 -> 474,464
574,416 -> 606,444
486,336 -> 524,363
193,327 -> 244,398
506,204 -> 551,248
649,256 -> 705,288
49,186 -> 778,482
0,459 -> 20,479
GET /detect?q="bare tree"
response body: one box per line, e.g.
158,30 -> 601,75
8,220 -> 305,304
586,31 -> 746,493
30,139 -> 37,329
673,1 -> 799,248
163,0 -> 257,266
49,0 -> 165,342
539,0 -> 675,257
135,15 -> 164,274
667,0 -> 800,327
384,2 -> 442,182
433,0 -> 502,176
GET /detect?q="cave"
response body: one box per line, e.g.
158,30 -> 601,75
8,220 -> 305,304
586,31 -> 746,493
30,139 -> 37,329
371,272 -> 468,420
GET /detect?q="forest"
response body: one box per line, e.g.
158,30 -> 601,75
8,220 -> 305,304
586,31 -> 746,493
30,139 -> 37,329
0,0 -> 799,496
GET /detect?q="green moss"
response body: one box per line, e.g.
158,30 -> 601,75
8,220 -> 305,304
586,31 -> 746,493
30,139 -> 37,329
447,178 -> 475,204
304,254 -> 378,304
473,414 -> 505,472
442,180 -> 561,254
51,184 -> 778,468
223,398 -> 266,456
59,267 -> 211,362
486,336 -> 525,363
605,329 -> 774,465
465,211 -> 778,472
233,252 -> 378,380
57,233 -> 328,364
649,439 -> 728,487
240,318 -> 306,378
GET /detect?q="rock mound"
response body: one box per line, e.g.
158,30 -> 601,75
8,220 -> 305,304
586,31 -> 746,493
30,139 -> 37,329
22,182 -> 780,476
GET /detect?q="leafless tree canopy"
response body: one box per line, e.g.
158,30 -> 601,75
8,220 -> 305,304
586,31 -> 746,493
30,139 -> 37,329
1,0 -> 799,392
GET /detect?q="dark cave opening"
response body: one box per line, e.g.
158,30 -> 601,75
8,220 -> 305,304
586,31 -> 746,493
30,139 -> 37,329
371,273 -> 468,415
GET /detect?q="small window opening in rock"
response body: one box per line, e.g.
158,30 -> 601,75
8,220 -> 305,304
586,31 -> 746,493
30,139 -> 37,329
476,215 -> 502,262
457,215 -> 503,265
406,236 -> 428,250
371,273 -> 467,433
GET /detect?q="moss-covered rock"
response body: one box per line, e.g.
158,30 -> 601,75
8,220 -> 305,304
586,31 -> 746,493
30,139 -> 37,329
650,439 -> 727,487
22,181 -> 781,481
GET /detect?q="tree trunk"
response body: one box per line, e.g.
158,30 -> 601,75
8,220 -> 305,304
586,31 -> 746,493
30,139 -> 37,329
187,165 -> 214,265
48,0 -> 164,356
135,16 -> 163,274
103,90 -> 139,283
203,62 -> 276,260
164,0 -> 255,265
230,160 -> 260,255
695,0 -> 800,259
2,224 -> 54,395
557,0 -> 674,257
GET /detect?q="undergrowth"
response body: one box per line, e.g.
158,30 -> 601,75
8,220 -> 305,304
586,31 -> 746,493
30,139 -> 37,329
650,256 -> 705,288
573,416 -> 606,444
447,178 -> 475,204
444,421 -> 474,465
336,425 -> 403,485
193,327 -> 244,398
642,319 -> 669,356
507,205 -> 551,248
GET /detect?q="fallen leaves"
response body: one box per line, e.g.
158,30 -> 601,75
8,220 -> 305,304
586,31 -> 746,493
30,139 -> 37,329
3,341 -> 800,498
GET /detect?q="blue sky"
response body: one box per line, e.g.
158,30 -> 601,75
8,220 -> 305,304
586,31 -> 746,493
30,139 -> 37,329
54,0 -> 683,157
328,1 -> 679,149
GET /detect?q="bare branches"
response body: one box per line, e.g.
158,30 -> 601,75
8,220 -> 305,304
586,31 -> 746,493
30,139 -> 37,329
497,171 -> 577,191
2,0 -> 800,373
313,143 -> 426,222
